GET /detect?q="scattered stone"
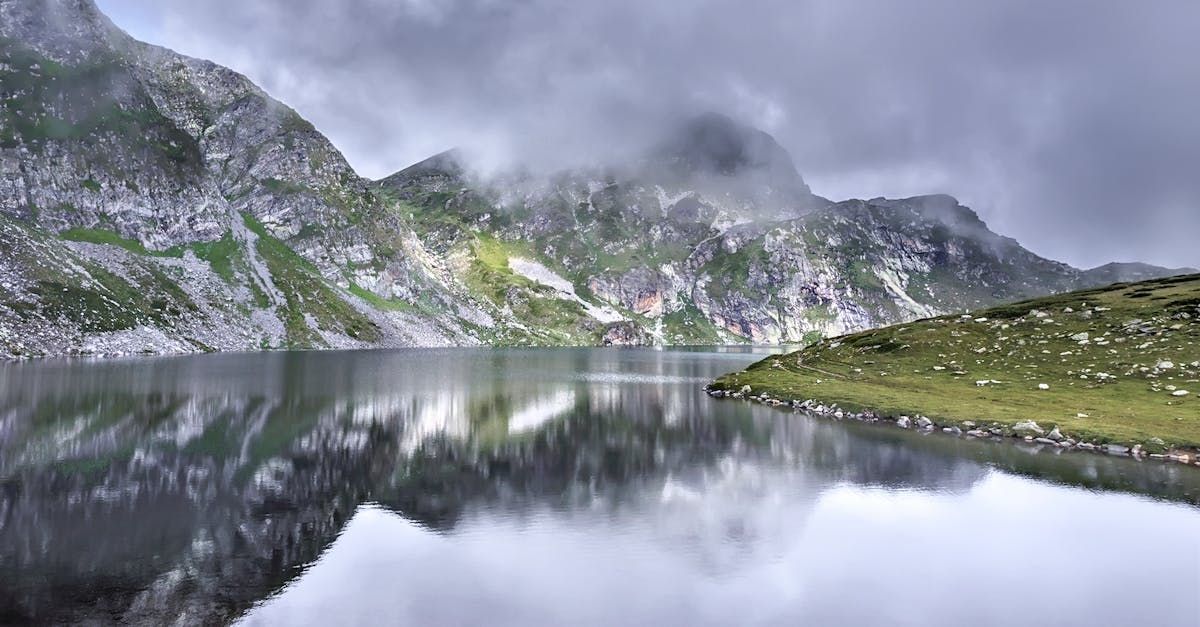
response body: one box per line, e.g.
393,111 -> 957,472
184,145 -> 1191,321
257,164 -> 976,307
895,416 -> 912,429
1070,332 -> 1089,341
916,416 -> 934,429
943,426 -> 962,435
1156,360 -> 1175,370
740,385 -> 752,395
1013,420 -> 1045,436
1046,426 -> 1064,442
1034,437 -> 1057,446
1104,444 -> 1131,456
1171,390 -> 1189,397
1037,383 -> 1050,390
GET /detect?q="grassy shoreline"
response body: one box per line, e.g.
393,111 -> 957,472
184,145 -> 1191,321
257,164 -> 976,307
708,274 -> 1200,465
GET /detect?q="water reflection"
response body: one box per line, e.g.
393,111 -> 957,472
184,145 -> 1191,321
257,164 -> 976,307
0,348 -> 1197,625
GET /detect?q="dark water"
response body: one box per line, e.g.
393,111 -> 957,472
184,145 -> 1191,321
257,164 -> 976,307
1,348 -> 1198,626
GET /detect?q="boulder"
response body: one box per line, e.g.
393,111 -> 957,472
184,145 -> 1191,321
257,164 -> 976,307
1012,420 -> 1045,436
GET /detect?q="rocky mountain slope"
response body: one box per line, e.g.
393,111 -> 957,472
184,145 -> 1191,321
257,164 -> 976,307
0,0 -> 1192,358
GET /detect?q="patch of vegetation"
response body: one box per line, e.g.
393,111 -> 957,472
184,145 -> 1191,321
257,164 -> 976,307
243,212 -> 381,346
712,274 -> 1200,451
60,227 -> 168,257
701,239 -> 770,300
261,177 -> 309,196
659,299 -> 729,345
461,233 -> 597,344
188,231 -> 240,282
348,282 -> 418,313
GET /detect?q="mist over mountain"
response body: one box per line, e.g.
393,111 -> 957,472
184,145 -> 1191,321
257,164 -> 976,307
0,0 -> 1194,359
92,0 -> 1200,271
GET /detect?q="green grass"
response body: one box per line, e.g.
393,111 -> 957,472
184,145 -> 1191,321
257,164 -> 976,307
461,233 -> 598,344
187,231 -> 240,282
60,227 -> 166,256
348,282 -> 418,313
711,274 -> 1200,452
62,227 -> 243,284
242,212 -> 381,346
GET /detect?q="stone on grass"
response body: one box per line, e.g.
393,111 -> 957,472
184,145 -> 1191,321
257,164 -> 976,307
1013,420 -> 1045,436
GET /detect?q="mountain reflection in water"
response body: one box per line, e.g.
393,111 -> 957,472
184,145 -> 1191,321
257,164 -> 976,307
1,348 -> 1197,626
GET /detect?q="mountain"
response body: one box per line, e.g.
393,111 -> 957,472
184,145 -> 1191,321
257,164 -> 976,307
1082,262 -> 1199,286
0,0 -> 1192,358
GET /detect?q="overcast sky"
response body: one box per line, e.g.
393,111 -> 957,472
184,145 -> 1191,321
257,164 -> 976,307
95,0 -> 1199,269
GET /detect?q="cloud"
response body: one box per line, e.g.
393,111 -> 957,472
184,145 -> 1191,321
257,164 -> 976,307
95,0 -> 1200,268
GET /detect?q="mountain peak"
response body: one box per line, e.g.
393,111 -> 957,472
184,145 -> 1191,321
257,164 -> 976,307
655,112 -> 805,184
0,0 -> 126,63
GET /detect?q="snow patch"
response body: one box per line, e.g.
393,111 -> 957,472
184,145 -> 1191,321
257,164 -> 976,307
508,257 -> 626,323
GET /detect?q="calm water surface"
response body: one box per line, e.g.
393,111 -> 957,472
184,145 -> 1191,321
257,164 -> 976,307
1,348 -> 1198,625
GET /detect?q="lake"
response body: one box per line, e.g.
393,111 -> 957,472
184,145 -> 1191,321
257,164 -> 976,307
1,347 -> 1198,625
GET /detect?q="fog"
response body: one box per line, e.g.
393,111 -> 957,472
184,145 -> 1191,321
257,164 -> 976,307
96,0 -> 1200,269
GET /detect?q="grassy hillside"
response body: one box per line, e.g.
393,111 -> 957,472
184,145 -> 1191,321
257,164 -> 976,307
710,274 -> 1200,456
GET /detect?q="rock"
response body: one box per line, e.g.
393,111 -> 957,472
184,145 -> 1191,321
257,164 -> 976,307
1156,361 -> 1174,370
1171,390 -> 1189,397
1034,437 -> 1058,446
1037,383 -> 1051,390
1104,444 -> 1131,456
943,426 -> 962,435
966,429 -> 987,437
1070,332 -> 1089,341
1012,420 -> 1045,436
895,416 -> 912,428
1046,426 -> 1064,441
740,385 -> 752,395
916,416 -> 934,429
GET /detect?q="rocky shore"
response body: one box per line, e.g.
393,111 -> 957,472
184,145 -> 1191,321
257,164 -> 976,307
705,383 -> 1200,468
